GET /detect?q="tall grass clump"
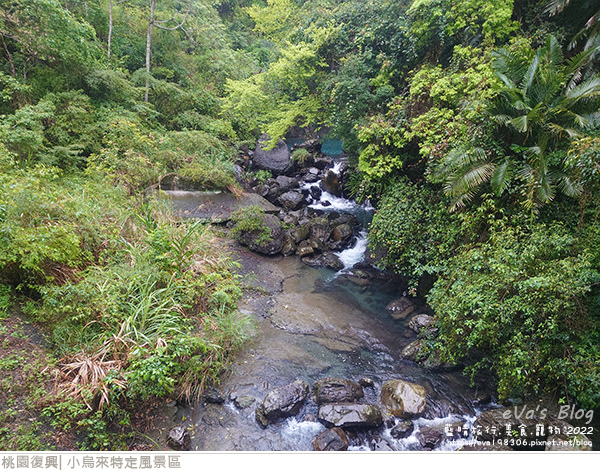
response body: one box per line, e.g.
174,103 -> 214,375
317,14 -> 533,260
0,161 -> 252,448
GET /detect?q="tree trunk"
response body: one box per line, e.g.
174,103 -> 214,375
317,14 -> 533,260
108,0 -> 113,58
145,0 -> 155,102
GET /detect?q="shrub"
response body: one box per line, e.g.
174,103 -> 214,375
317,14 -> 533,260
428,218 -> 600,403
229,205 -> 273,247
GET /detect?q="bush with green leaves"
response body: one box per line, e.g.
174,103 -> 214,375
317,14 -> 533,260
367,177 -> 461,289
229,205 -> 274,247
428,215 -> 600,405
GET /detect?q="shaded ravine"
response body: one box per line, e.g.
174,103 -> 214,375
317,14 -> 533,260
187,248 -> 493,451
157,146 -> 497,451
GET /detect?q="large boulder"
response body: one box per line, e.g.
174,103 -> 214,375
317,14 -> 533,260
235,213 -> 284,255
301,252 -> 344,271
312,378 -> 364,404
254,134 -> 293,175
275,175 -> 299,191
407,314 -> 436,333
321,170 -> 342,197
309,217 -> 332,244
277,191 -> 307,211
331,223 -> 353,244
380,380 -> 427,419
318,403 -> 384,429
255,380 -> 310,427
386,297 -> 418,320
312,427 -> 349,451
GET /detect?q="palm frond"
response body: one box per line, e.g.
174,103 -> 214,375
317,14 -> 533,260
490,160 -> 513,196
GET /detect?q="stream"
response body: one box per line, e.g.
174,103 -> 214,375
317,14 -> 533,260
162,153 -> 496,451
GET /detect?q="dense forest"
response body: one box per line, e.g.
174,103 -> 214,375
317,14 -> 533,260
0,0 -> 599,450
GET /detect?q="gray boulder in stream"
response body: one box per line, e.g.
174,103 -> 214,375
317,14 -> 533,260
318,403 -> 384,429
321,170 -> 342,196
255,380 -> 310,427
312,378 -> 364,404
312,427 -> 349,451
254,134 -> 293,175
386,297 -> 418,320
407,314 -> 436,333
380,379 -> 427,418
277,191 -> 307,211
236,213 -> 284,255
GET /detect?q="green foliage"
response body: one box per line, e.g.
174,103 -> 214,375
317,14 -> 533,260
0,286 -> 9,320
291,148 -> 310,163
407,0 -> 517,57
250,169 -> 273,184
230,205 -> 273,246
488,35 -> 600,209
429,215 -> 600,403
367,178 -> 461,287
0,170 -> 126,287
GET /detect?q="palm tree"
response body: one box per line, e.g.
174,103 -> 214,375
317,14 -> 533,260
546,0 -> 600,57
442,35 -> 600,210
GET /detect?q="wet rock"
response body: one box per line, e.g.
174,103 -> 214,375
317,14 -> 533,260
312,378 -> 364,404
309,185 -> 322,199
380,380 -> 427,419
315,252 -> 345,271
236,213 -> 284,255
318,403 -> 384,429
298,240 -> 315,258
407,314 -> 436,333
309,217 -> 332,244
400,340 -> 423,362
331,223 -> 353,244
233,395 -> 256,409
343,275 -> 370,287
277,191 -> 307,211
204,388 -> 225,404
167,424 -> 191,451
254,134 -> 293,175
308,237 -> 325,253
369,436 -> 395,451
281,235 -> 297,256
255,380 -> 310,428
416,425 -> 446,449
390,419 -> 415,439
321,170 -> 342,197
312,427 -> 349,451
314,156 -> 334,170
275,175 -> 299,191
420,349 -> 456,371
291,225 -> 310,244
301,252 -> 344,270
386,297 -> 418,320
359,378 -> 375,388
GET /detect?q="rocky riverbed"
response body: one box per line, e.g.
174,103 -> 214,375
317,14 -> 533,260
150,135 -> 594,452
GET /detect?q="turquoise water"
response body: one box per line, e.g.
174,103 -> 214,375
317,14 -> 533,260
285,137 -> 344,157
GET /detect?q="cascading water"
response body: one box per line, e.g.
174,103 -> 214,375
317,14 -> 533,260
180,151 -> 495,452
301,159 -> 374,271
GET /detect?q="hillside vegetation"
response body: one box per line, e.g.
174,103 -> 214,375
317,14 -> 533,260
1,0 -> 599,448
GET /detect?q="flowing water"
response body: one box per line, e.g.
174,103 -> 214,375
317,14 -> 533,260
173,157 -> 495,451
